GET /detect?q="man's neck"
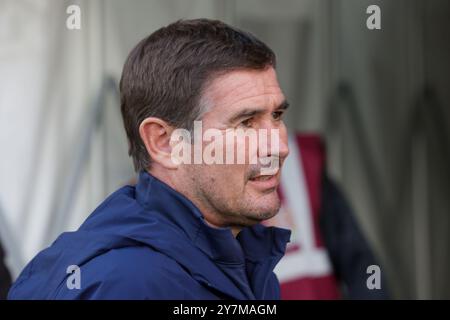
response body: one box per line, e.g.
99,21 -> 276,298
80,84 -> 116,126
203,217 -> 242,238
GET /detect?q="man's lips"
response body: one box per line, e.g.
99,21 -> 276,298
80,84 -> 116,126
248,171 -> 280,190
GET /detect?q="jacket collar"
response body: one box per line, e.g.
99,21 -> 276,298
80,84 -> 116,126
135,170 -> 291,299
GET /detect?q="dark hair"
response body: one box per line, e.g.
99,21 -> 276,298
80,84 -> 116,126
120,18 -> 276,171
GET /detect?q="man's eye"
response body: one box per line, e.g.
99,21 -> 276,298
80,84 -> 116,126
240,118 -> 253,127
272,111 -> 284,120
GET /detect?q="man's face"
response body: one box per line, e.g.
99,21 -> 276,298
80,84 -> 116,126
179,67 -> 289,228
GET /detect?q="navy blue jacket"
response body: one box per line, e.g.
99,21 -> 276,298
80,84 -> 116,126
8,171 -> 291,300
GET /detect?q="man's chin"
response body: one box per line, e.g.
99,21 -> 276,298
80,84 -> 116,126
245,198 -> 281,222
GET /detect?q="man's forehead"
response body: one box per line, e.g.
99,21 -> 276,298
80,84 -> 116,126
203,68 -> 285,111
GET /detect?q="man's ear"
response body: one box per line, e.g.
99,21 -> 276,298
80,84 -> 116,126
139,117 -> 177,169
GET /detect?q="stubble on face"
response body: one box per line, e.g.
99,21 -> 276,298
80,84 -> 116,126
184,163 -> 282,228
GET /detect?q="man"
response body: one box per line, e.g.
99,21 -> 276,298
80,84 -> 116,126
8,19 -> 291,299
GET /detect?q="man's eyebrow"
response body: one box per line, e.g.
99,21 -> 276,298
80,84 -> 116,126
277,100 -> 290,111
227,100 -> 290,124
227,108 -> 266,124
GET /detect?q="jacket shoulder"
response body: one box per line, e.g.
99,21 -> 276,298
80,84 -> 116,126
55,245 -> 200,299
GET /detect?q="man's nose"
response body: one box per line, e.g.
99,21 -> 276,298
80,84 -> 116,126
278,134 -> 289,160
257,125 -> 289,160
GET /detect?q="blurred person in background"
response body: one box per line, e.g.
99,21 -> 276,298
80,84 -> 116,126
267,133 -> 389,299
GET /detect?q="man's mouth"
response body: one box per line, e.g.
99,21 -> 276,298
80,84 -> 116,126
248,171 -> 280,190
250,175 -> 275,181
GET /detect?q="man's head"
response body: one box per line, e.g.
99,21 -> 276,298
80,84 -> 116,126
120,19 -> 289,232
